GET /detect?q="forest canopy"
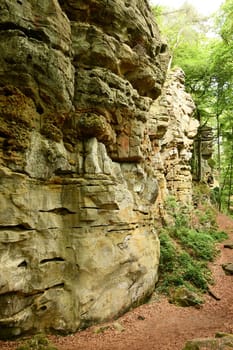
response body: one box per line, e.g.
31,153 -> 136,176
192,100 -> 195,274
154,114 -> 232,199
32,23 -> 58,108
152,0 -> 233,212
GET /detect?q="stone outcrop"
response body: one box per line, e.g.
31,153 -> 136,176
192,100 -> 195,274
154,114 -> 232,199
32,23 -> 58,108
222,263 -> 233,275
0,0 -> 197,338
147,68 -> 198,205
182,334 -> 233,350
192,125 -> 215,184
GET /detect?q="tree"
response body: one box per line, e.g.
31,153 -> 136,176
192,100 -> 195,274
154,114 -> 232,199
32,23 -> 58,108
154,2 -> 209,68
209,0 -> 233,210
153,0 -> 233,211
153,2 -> 216,183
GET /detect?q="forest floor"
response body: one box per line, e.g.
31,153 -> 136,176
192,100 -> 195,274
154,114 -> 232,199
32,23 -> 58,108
1,212 -> 233,350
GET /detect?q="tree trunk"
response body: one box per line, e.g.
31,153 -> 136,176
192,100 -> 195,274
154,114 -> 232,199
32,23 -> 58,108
196,110 -> 202,182
227,128 -> 233,211
216,113 -> 222,211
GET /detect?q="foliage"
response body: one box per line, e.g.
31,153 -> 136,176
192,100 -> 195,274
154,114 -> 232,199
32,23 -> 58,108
156,197 -> 227,297
216,0 -> 233,44
192,183 -> 211,204
151,0 -> 232,300
154,2 -> 209,68
211,0 -> 233,211
16,334 -> 57,350
153,0 -> 233,212
176,229 -> 220,261
158,232 -> 211,293
192,184 -> 219,228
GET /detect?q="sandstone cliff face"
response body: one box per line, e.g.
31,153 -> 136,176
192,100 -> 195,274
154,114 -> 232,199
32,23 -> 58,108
148,69 -> 198,205
0,0 -> 196,337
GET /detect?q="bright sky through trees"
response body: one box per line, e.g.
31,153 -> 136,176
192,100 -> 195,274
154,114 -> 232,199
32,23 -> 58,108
149,0 -> 223,16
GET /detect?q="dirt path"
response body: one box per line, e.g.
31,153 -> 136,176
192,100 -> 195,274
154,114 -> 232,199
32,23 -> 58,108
1,213 -> 233,350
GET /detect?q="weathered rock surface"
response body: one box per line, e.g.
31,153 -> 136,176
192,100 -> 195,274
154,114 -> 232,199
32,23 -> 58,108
147,68 -> 198,205
168,286 -> 203,307
0,0 -> 197,338
192,124 -> 215,184
224,242 -> 233,249
222,263 -> 233,275
182,334 -> 233,350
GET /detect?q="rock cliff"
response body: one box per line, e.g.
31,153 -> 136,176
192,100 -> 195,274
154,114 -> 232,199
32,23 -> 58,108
0,0 -> 197,337
148,68 -> 198,205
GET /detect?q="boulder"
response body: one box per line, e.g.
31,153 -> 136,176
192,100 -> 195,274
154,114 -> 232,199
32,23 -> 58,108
183,334 -> 233,350
222,263 -> 233,275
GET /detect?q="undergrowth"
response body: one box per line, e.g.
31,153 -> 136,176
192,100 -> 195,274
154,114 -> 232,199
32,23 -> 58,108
16,334 -> 57,350
156,195 -> 228,299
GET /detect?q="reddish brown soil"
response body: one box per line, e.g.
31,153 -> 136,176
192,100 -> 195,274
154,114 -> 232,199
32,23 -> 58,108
1,213 -> 233,350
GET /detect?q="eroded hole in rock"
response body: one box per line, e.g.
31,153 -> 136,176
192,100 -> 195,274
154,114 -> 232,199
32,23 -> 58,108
51,283 -> 65,289
27,53 -> 32,61
160,43 -> 167,54
3,90 -> 14,97
39,305 -> 47,311
36,105 -> 44,114
54,168 -> 75,175
40,257 -> 65,264
39,208 -> 76,215
0,223 -> 33,231
58,0 -> 65,6
17,260 -> 28,268
99,203 -> 119,210
0,23 -> 49,44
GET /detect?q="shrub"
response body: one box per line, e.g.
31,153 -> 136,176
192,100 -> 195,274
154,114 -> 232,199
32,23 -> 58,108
156,197 -> 228,299
157,238 -> 212,294
177,229 -> 217,261
178,252 -> 211,290
159,232 -> 177,272
16,334 -> 57,350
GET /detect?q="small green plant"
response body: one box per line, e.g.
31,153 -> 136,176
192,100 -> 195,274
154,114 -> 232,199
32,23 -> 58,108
158,233 -> 212,294
192,183 -> 211,203
178,252 -> 211,290
176,229 -> 218,261
159,232 -> 177,272
211,230 -> 228,242
157,197 -> 228,299
164,196 -> 194,232
195,206 -> 218,229
16,334 -> 58,350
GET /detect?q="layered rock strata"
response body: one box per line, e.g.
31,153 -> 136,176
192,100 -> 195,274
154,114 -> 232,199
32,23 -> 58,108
192,125 -> 215,184
0,0 -> 197,338
0,0 -> 169,337
147,68 -> 198,205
